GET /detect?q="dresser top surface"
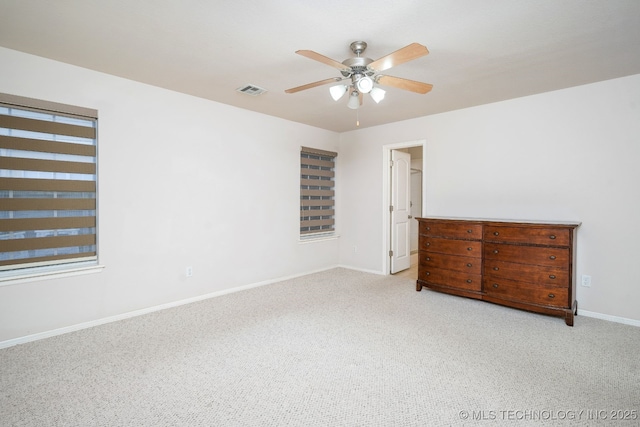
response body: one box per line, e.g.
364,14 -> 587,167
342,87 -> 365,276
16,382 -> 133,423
417,216 -> 581,228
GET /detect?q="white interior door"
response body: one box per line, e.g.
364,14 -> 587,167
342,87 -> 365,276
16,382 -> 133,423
390,150 -> 411,274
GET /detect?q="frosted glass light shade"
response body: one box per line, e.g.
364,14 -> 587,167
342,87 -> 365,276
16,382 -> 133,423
370,87 -> 386,103
356,76 -> 373,93
347,92 -> 360,109
329,85 -> 348,101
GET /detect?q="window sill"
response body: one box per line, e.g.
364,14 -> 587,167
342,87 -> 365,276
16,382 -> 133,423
299,234 -> 340,244
0,264 -> 105,287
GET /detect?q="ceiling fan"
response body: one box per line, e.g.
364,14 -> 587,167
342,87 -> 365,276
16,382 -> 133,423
285,41 -> 433,109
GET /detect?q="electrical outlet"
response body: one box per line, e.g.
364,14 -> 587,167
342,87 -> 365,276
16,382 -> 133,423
186,266 -> 193,277
581,274 -> 591,287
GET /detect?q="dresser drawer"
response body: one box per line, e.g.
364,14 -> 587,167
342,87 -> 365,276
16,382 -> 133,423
484,260 -> 569,286
484,278 -> 569,308
420,268 -> 482,291
420,252 -> 481,274
484,243 -> 569,268
484,225 -> 570,246
420,221 -> 483,240
420,237 -> 482,258
417,217 -> 579,325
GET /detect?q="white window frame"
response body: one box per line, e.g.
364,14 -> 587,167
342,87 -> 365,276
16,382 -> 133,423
0,93 -> 102,285
300,146 -> 337,239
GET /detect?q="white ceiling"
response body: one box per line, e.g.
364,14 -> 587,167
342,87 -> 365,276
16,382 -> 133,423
1,0 -> 639,132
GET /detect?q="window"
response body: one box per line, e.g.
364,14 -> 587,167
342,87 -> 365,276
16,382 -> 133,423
300,146 -> 336,236
0,93 -> 98,277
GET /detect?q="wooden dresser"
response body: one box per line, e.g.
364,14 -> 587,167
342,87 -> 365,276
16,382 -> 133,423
417,217 -> 580,325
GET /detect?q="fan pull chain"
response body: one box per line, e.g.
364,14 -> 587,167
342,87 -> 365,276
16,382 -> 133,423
356,108 -> 360,127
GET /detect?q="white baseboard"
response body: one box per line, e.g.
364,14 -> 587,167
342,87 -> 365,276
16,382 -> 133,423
0,265 -> 340,350
337,264 -> 385,275
578,309 -> 640,327
4,269 -> 636,350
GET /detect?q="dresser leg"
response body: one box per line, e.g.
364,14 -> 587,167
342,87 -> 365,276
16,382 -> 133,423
565,308 -> 575,326
416,281 -> 422,292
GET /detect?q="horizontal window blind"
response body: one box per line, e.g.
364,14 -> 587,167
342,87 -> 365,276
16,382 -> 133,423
0,94 -> 98,272
300,147 -> 337,235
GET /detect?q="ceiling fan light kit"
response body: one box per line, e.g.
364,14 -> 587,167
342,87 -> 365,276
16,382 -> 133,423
286,40 -> 432,115
355,76 -> 373,94
347,91 -> 361,110
370,87 -> 386,104
329,84 -> 348,101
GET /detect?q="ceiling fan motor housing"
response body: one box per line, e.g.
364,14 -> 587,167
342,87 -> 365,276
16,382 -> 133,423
343,44 -> 376,93
341,57 -> 375,78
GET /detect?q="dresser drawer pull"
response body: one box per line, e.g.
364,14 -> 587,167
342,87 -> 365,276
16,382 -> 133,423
548,293 -> 555,299
425,272 -> 430,276
493,267 -> 499,271
467,247 -> 473,251
467,229 -> 473,233
549,255 -> 556,260
466,279 -> 472,283
426,226 -> 431,231
466,263 -> 472,267
493,231 -> 499,236
549,275 -> 556,279
549,235 -> 556,240
426,257 -> 431,261
425,242 -> 430,246
493,250 -> 499,254
492,283 -> 499,288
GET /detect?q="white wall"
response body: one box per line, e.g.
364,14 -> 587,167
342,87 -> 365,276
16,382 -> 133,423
2,45 -> 638,343
338,74 -> 640,323
0,47 -> 340,343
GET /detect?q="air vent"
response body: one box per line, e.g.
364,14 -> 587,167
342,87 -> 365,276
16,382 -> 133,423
236,84 -> 268,96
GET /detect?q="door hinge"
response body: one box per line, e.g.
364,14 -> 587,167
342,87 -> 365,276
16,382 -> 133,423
389,205 -> 394,212
389,250 -> 394,257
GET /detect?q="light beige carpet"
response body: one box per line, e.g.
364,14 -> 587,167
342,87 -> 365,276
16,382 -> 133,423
1,268 -> 639,426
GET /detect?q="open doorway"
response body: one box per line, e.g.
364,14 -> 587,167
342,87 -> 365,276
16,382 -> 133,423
382,140 -> 425,276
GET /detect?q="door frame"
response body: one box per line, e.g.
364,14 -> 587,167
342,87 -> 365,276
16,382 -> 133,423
382,139 -> 427,275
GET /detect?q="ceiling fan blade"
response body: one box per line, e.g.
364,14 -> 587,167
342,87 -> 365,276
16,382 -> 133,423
368,43 -> 429,72
377,75 -> 433,94
296,50 -> 350,72
285,77 -> 344,94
